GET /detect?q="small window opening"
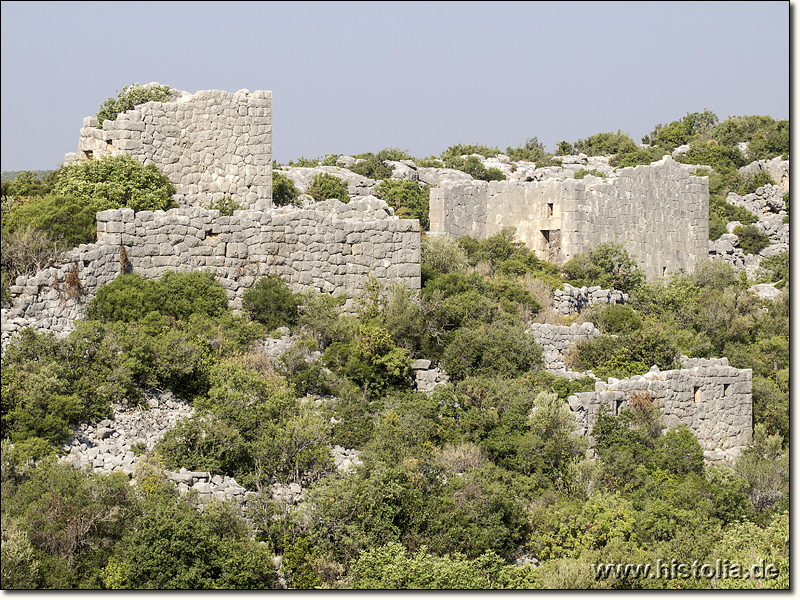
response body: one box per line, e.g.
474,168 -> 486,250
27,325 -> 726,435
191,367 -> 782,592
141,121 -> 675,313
83,150 -> 93,160
106,140 -> 113,152
547,203 -> 554,217
662,266 -> 668,276
693,386 -> 702,402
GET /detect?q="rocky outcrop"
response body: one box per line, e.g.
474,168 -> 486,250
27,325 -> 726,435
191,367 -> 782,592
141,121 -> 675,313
277,166 -> 378,197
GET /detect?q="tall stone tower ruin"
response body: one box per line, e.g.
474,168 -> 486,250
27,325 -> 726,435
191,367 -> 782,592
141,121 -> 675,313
65,84 -> 273,210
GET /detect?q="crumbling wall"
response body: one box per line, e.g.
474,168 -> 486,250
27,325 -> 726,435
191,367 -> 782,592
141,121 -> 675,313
567,358 -> 752,454
65,86 -> 273,209
1,197 -> 420,347
430,156 -> 709,279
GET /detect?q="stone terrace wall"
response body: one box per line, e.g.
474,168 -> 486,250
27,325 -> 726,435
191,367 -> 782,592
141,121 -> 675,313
65,86 -> 273,209
526,322 -> 601,371
430,156 -> 709,279
567,358 -> 752,454
1,197 -> 420,347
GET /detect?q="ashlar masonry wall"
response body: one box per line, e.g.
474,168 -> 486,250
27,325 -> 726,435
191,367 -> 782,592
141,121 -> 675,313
1,197 -> 420,347
65,86 -> 273,209
430,156 -> 709,279
567,358 -> 752,454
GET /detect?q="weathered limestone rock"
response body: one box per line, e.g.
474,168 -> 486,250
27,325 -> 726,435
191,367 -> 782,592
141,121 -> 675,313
278,166 -> 377,197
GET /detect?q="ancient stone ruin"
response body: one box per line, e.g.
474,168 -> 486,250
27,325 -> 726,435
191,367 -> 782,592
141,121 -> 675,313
430,155 -> 709,279
1,197 -> 421,346
65,84 -> 273,209
567,358 -> 752,462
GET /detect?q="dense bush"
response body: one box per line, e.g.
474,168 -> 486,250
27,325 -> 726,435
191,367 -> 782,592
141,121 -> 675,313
272,171 -> 300,206
241,274 -> 301,331
52,154 -> 177,212
88,271 -> 229,323
732,224 -> 770,255
560,242 -> 645,293
95,83 -> 173,125
374,179 -> 430,229
306,172 -> 349,203
441,324 -> 543,381
505,137 -> 561,167
571,131 -> 639,156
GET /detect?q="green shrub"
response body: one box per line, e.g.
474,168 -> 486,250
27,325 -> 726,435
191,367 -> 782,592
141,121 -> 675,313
347,153 -> 393,180
505,136 -> 561,167
52,154 -> 176,212
732,224 -> 770,255
241,274 -> 300,331
272,171 -> 300,207
560,242 -> 645,293
1,194 -> 97,249
207,196 -> 245,216
95,83 -> 173,126
591,304 -> 642,335
572,131 -> 639,156
87,271 -> 229,323
441,324 -> 543,381
444,155 -> 505,181
609,146 -> 669,168
573,169 -> 606,180
756,252 -> 788,288
306,172 -> 349,203
374,179 -> 430,229
736,171 -> 776,196
323,325 -> 412,396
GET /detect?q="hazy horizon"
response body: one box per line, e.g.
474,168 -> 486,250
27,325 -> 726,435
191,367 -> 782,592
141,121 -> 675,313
1,1 -> 790,171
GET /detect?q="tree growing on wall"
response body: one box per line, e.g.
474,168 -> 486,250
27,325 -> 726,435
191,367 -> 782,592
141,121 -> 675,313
95,83 -> 173,126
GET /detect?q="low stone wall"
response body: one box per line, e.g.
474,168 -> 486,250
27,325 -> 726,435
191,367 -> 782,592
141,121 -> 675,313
526,322 -> 602,370
567,358 -> 752,454
1,198 -> 421,348
551,284 -> 628,316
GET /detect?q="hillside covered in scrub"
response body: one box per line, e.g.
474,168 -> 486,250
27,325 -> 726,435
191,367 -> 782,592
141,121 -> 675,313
0,101 -> 789,589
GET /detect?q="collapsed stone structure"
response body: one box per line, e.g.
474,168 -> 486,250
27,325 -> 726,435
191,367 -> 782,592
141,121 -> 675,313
1,197 -> 420,346
65,84 -> 273,209
567,358 -> 752,460
430,155 -> 709,279
550,284 -> 628,316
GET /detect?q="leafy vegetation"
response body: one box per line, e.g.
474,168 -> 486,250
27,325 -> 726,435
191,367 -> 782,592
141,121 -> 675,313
0,109 -> 790,589
95,83 -> 173,126
306,172 -> 349,203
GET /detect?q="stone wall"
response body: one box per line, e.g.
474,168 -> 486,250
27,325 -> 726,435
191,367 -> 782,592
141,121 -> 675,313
430,155 -> 709,279
567,358 -> 752,455
526,322 -> 601,371
551,284 -> 628,316
1,197 -> 421,347
65,85 -> 273,209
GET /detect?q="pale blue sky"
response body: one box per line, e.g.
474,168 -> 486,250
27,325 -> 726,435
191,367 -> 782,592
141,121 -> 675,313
0,0 -> 791,171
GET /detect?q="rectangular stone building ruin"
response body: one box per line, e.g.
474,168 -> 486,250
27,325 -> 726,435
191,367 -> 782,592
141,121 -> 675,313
65,86 -> 273,209
567,358 -> 752,458
429,155 -> 709,279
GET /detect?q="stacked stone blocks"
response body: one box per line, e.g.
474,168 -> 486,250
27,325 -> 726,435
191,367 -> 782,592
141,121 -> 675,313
1,198 -> 421,347
567,358 -> 752,452
430,156 -> 709,279
65,86 -> 273,209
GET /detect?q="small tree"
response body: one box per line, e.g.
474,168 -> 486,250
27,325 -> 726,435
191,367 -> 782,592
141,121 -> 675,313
242,274 -> 300,331
272,171 -> 300,207
306,173 -> 349,203
96,83 -> 173,126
